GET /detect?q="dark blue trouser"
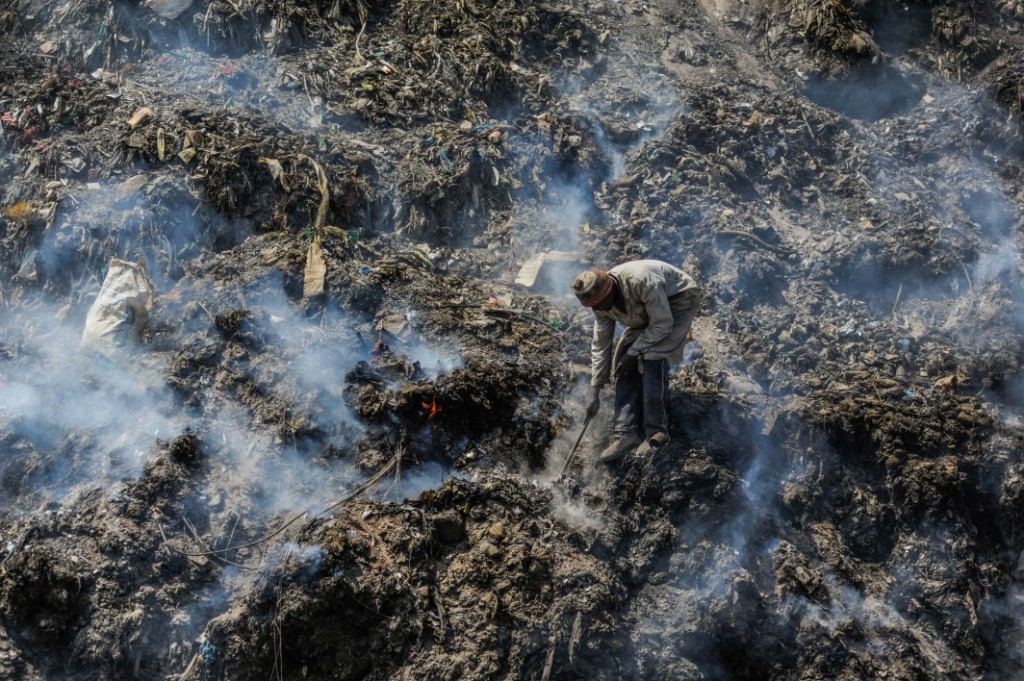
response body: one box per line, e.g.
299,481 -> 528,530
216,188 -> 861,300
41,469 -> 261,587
613,357 -> 669,439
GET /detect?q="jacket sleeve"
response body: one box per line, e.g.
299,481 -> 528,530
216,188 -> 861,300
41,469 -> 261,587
626,282 -> 673,357
590,314 -> 615,387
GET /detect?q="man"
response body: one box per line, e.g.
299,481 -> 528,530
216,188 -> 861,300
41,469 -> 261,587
572,259 -> 701,462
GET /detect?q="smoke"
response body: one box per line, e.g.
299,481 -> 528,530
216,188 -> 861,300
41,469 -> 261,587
248,284 -> 364,405
562,72 -> 683,182
805,64 -> 924,122
979,581 -> 1024,675
382,460 -> 463,501
992,375 -> 1024,427
548,485 -> 606,531
396,318 -> 466,381
169,269 -> 476,519
200,411 -> 350,516
130,48 -> 344,135
34,176 -> 250,293
167,278 -> 375,519
973,245 -> 1024,290
0,300 -> 185,503
688,398 -> 801,592
539,178 -> 595,253
270,541 -> 326,578
539,377 -> 592,470
778,568 -> 964,676
512,71 -> 684,264
797,573 -> 908,635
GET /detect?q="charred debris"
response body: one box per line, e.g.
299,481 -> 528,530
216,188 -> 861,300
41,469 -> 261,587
2,0 -> 1024,679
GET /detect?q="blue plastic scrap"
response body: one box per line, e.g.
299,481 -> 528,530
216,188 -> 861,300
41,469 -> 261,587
200,639 -> 216,664
438,148 -> 455,172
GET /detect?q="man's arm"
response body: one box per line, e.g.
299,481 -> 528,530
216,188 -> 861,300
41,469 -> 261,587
591,314 -> 615,387
627,284 -> 673,357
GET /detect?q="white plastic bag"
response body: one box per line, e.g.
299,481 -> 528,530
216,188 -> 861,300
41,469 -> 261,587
81,259 -> 156,354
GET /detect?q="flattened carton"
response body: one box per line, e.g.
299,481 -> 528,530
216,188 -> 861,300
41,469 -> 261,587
81,259 -> 156,354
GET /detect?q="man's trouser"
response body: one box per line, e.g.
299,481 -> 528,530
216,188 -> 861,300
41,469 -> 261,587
609,291 -> 698,439
613,350 -> 670,439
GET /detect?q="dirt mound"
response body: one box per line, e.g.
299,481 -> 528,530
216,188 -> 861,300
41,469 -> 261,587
209,477 -> 629,680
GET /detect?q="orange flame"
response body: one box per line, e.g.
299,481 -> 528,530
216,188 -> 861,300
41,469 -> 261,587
421,396 -> 442,419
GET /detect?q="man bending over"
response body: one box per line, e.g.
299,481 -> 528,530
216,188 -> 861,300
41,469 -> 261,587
572,259 -> 701,463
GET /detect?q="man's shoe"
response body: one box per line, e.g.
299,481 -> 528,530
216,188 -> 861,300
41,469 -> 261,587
636,432 -> 670,457
598,433 -> 641,463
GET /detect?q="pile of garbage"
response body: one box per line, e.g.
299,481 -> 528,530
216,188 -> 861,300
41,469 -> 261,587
3,0 -> 1024,679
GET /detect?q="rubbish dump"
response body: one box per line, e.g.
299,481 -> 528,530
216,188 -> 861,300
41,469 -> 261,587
1,0 -> 1024,679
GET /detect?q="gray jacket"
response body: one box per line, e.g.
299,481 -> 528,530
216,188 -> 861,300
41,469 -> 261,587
590,260 -> 701,387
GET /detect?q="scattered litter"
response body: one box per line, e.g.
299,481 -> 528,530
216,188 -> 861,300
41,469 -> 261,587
514,251 -> 583,289
127,107 -> 155,129
145,0 -> 194,20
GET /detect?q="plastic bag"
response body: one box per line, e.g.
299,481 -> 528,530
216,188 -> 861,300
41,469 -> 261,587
81,259 -> 156,354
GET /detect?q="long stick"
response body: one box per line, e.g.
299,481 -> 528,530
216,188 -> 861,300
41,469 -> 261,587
559,415 -> 593,478
168,453 -> 398,558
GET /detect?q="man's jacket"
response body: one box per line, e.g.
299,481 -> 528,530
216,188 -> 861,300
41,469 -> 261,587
590,260 -> 701,387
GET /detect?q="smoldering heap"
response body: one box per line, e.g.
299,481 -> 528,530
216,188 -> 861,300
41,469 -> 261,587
1,0 -> 1024,679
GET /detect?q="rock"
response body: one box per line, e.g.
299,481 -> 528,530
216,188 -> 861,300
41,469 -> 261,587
723,375 -> 764,395
486,522 -> 507,541
432,510 -> 464,544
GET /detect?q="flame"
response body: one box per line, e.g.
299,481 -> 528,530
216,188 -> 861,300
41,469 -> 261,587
421,395 -> 442,419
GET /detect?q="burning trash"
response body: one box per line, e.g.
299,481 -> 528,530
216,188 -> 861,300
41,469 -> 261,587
421,394 -> 442,420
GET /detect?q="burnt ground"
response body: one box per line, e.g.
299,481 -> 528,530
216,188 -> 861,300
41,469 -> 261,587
2,0 -> 1024,679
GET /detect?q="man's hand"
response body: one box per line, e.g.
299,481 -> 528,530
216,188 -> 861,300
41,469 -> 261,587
585,386 -> 601,421
614,353 -> 639,382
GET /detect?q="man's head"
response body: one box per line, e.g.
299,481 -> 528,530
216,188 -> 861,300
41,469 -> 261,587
572,269 -> 615,311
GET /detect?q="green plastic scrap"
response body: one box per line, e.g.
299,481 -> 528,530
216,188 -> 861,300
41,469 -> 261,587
404,250 -> 433,269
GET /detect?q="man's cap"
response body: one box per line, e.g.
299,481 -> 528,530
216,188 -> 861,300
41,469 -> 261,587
572,269 -> 614,307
